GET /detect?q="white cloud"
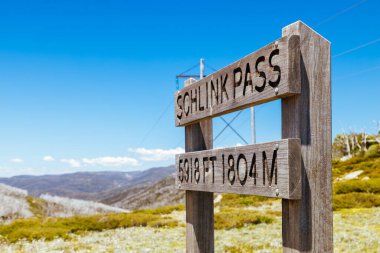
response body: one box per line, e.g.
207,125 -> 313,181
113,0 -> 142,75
43,156 -> 55,162
10,158 -> 23,163
0,166 -> 40,177
60,159 -> 81,168
128,147 -> 185,161
82,156 -> 139,167
60,156 -> 139,168
216,143 -> 244,149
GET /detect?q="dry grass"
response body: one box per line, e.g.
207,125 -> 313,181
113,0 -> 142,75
0,208 -> 378,252
0,212 -> 178,243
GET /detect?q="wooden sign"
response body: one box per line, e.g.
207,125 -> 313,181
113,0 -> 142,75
176,139 -> 301,199
175,35 -> 300,126
175,21 -> 332,253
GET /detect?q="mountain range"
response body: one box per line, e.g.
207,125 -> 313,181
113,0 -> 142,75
0,165 -> 176,208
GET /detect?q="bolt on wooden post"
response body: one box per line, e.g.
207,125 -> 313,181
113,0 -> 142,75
174,21 -> 332,253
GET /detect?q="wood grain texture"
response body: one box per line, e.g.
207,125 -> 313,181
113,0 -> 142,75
281,21 -> 333,253
175,35 -> 300,127
176,139 -> 301,199
184,80 -> 214,253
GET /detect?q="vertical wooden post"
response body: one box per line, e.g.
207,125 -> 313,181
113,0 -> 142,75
281,21 -> 333,252
185,81 -> 214,253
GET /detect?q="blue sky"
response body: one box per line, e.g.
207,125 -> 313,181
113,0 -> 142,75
0,0 -> 379,176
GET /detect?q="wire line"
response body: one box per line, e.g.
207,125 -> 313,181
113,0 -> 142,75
315,0 -> 368,27
177,63 -> 199,76
139,100 -> 173,145
213,111 -> 243,141
220,117 -> 248,145
333,37 -> 380,58
334,65 -> 380,80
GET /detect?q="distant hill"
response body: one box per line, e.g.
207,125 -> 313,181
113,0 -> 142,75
101,175 -> 185,210
0,183 -> 128,224
0,165 -> 175,201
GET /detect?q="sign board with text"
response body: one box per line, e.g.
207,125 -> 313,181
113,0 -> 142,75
175,139 -> 301,199
175,35 -> 300,126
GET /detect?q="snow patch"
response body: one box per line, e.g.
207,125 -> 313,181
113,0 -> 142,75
342,170 -> 364,180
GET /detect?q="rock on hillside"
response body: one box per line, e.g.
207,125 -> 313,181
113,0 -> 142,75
101,175 -> 185,210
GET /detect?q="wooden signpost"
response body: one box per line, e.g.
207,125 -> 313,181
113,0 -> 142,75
174,21 -> 332,253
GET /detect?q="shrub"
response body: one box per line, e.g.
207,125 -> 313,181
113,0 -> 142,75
133,204 -> 184,215
214,210 -> 273,230
333,192 -> 380,210
223,244 -> 255,253
219,194 -> 272,208
224,243 -> 282,253
0,212 -> 178,243
334,179 -> 380,194
26,196 -> 47,217
365,144 -> 380,158
332,156 -> 380,179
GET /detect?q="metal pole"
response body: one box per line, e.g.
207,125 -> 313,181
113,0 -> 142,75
200,58 -> 204,80
251,107 -> 256,144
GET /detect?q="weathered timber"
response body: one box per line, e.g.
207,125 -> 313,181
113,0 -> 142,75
175,21 -> 332,253
176,139 -> 301,199
175,35 -> 300,126
281,21 -> 333,253
184,79 -> 214,253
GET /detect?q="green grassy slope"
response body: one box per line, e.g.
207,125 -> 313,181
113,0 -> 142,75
332,145 -> 380,210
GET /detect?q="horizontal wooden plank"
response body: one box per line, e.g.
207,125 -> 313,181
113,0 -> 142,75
175,139 -> 301,199
175,35 -> 300,126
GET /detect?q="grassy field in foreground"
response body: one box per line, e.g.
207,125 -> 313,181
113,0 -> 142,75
0,207 -> 378,253
0,204 -> 277,243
